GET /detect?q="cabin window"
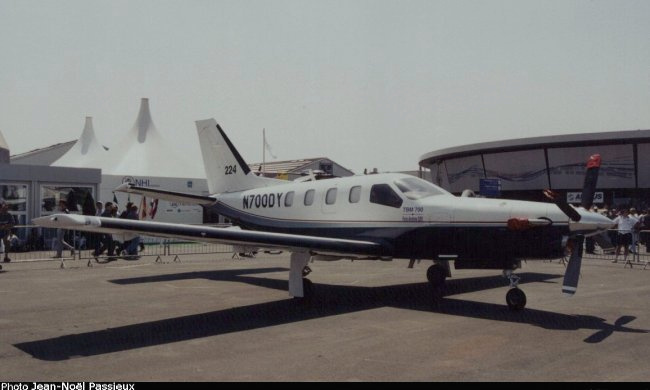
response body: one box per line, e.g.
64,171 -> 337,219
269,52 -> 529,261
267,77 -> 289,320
370,184 -> 403,208
304,189 -> 315,206
285,191 -> 294,207
326,188 -> 337,205
349,186 -> 361,203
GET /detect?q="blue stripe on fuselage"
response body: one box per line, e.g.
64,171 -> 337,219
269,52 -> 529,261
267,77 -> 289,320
209,202 -> 568,260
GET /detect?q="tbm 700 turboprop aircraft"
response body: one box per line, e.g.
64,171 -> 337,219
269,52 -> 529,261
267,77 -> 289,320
34,119 -> 613,310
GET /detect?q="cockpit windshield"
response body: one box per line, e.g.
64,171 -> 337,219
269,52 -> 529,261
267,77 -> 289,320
394,177 -> 450,200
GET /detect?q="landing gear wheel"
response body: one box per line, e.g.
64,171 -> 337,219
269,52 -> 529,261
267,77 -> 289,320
426,265 -> 446,287
506,288 -> 527,311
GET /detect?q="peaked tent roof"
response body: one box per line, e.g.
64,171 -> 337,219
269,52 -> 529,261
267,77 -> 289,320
10,141 -> 76,166
92,98 -> 203,178
0,129 -> 8,164
0,129 -> 8,150
51,117 -> 107,168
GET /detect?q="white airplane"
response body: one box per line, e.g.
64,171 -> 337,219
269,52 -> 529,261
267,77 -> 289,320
33,119 -> 613,310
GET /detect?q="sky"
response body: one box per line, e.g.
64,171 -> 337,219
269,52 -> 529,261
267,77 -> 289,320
0,0 -> 649,176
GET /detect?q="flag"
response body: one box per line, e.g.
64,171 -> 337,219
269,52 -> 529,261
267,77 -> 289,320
264,131 -> 277,159
149,199 -> 159,219
112,192 -> 118,205
140,196 -> 148,219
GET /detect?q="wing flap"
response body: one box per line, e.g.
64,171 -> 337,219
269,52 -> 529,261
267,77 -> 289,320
33,214 -> 388,257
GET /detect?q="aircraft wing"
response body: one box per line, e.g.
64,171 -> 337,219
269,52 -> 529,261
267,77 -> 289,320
114,183 -> 216,206
32,214 -> 388,258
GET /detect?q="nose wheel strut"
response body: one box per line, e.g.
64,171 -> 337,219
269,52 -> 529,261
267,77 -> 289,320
503,270 -> 526,311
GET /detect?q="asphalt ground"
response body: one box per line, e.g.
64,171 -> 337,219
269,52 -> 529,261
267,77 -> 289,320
0,253 -> 648,381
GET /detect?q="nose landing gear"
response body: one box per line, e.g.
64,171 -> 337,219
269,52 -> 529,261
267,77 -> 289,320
503,269 -> 526,311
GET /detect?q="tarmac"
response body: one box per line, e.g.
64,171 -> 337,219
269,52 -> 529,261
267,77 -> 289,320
0,252 -> 648,381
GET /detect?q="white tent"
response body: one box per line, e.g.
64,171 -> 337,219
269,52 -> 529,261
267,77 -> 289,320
0,129 -> 8,150
51,117 -> 107,168
0,129 -> 9,163
93,98 -> 201,177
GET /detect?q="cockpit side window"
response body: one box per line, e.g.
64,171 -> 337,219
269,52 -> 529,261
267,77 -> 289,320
369,184 -> 403,208
394,177 -> 448,200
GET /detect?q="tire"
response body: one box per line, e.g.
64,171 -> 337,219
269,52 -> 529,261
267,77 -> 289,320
506,288 -> 527,311
426,265 -> 446,286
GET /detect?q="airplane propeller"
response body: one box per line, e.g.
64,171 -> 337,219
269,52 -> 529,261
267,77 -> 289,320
545,154 -> 602,296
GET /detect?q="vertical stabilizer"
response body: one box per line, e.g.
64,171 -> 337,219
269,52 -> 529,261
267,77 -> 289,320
196,119 -> 283,194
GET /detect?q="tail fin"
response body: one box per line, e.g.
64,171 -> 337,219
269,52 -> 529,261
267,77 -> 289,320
196,118 -> 283,194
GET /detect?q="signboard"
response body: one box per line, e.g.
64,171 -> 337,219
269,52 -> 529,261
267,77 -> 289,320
567,191 -> 604,204
479,178 -> 501,197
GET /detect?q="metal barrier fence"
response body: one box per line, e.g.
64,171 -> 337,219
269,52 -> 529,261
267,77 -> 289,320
2,226 -> 650,270
575,234 -> 650,270
1,226 -> 235,268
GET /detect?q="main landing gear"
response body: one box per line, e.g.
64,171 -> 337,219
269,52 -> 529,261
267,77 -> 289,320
426,264 -> 447,288
289,253 -> 314,303
426,263 -> 450,302
503,270 -> 526,311
299,266 -> 314,302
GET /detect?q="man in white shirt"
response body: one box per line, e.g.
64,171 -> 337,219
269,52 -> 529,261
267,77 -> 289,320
612,208 -> 639,263
95,201 -> 103,216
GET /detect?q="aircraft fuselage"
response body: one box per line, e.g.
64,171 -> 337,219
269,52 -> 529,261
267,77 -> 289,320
212,173 -> 591,265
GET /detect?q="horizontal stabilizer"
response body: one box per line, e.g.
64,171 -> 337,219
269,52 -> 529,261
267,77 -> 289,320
115,183 -> 216,206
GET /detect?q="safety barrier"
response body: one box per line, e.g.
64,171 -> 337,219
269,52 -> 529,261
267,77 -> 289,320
3,226 -> 650,270
1,226 -> 235,268
579,234 -> 650,270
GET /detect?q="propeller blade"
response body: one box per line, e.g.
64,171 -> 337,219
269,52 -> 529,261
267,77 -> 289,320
581,154 -> 601,210
544,189 -> 581,221
544,154 -> 602,222
592,232 -> 615,254
563,235 -> 584,296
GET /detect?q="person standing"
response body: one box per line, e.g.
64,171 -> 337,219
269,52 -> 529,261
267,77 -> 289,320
95,201 -> 104,216
53,200 -> 75,258
0,201 -> 17,263
612,208 -> 639,264
123,205 -> 141,260
635,210 -> 650,253
94,202 -> 116,260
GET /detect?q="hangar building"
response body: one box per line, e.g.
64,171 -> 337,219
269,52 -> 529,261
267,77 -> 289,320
419,129 -> 650,208
0,128 -> 101,243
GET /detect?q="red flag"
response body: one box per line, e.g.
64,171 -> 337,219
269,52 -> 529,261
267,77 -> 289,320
140,196 -> 148,219
149,199 -> 159,219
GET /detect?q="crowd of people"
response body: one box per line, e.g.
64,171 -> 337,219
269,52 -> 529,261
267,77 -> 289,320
0,198 -> 144,262
589,205 -> 650,263
92,200 -> 143,261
